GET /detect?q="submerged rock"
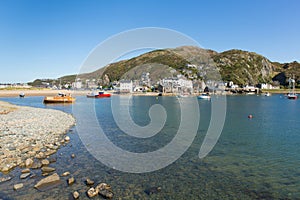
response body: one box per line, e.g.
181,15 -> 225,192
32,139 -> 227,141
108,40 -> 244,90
145,186 -> 162,195
41,166 -> 55,173
61,171 -> 70,177
96,183 -> 113,199
21,168 -> 30,173
34,173 -> 61,191
13,183 -> 23,190
20,173 -> 31,179
0,176 -> 11,183
86,178 -> 94,185
87,187 -> 98,198
67,177 -> 75,185
73,191 -> 80,199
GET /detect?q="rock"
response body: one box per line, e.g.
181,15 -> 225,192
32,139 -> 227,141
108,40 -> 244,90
145,186 -> 162,195
14,183 -> 23,190
41,166 -> 55,173
31,160 -> 42,169
0,176 -> 11,183
48,157 -> 57,163
61,171 -> 70,177
21,168 -> 30,173
87,187 -> 98,198
35,152 -> 45,159
20,173 -> 31,179
71,154 -> 75,158
99,189 -> 114,199
96,183 -> 113,199
34,173 -> 61,191
64,136 -> 70,142
73,191 -> 80,199
45,150 -> 56,156
86,178 -> 94,185
67,177 -> 75,185
42,173 -> 49,177
41,159 -> 50,166
25,158 -> 33,167
2,166 -> 9,172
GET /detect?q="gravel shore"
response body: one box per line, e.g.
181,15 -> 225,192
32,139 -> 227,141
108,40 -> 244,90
0,101 -> 75,172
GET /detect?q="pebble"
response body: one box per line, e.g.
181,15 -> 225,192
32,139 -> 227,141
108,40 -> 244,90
64,136 -> 70,142
61,171 -> 70,177
73,191 -> 80,199
87,187 -> 98,198
0,101 -> 75,172
86,178 -> 95,185
20,173 -> 31,179
0,176 -> 11,183
41,159 -> 50,166
13,183 -> 23,190
67,177 -> 75,185
21,168 -> 30,173
25,158 -> 33,168
41,166 -> 55,173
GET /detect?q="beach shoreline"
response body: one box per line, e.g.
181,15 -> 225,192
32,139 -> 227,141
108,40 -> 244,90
0,100 -> 75,173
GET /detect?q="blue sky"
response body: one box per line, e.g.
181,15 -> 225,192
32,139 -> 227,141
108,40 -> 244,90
0,0 -> 299,83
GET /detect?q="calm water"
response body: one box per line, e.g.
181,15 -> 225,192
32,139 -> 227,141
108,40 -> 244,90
0,94 -> 299,199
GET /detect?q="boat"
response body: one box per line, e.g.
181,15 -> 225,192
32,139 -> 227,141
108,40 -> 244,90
19,92 -> 25,98
43,93 -> 75,103
197,93 -> 211,100
263,92 -> 271,96
287,76 -> 298,100
87,91 -> 111,98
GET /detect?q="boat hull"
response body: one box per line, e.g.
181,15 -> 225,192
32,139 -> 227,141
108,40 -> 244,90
43,96 -> 75,103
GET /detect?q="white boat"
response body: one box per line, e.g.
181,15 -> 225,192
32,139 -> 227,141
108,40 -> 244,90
197,93 -> 211,100
263,92 -> 271,96
287,76 -> 298,100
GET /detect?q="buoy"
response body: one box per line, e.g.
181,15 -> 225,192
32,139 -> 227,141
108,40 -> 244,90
248,114 -> 253,119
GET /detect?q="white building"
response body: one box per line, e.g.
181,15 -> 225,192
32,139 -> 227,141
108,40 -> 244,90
120,80 -> 133,93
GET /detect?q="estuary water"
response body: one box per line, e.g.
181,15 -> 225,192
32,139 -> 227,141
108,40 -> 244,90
0,94 -> 299,199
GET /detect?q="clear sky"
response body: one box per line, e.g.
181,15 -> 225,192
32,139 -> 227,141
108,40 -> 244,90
0,0 -> 299,83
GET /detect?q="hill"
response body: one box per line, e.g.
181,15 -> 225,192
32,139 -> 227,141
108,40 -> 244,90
29,46 -> 300,87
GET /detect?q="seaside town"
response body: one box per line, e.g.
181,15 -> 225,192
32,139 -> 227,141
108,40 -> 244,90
0,71 -> 281,96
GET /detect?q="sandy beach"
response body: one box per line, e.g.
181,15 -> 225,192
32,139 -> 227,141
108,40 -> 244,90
0,89 -> 89,97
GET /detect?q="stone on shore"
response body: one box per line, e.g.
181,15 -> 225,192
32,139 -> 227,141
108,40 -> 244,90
0,101 -> 75,173
25,158 -> 33,168
41,159 -> 50,166
34,173 -> 61,191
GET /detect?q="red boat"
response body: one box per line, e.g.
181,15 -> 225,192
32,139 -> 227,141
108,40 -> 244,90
87,91 -> 111,98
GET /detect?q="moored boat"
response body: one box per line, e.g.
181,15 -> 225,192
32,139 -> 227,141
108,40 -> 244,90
263,92 -> 271,96
287,76 -> 298,100
43,93 -> 75,103
19,92 -> 25,98
197,93 -> 211,100
87,91 -> 111,98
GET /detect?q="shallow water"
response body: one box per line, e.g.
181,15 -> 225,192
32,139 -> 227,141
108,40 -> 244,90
0,94 -> 299,199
